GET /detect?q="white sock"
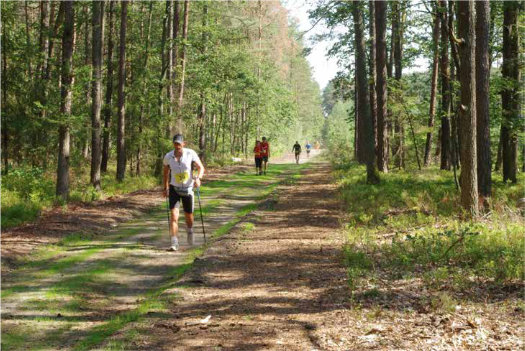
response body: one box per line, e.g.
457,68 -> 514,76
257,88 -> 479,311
171,237 -> 178,246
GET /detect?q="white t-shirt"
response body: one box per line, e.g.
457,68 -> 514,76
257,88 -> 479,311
163,148 -> 201,189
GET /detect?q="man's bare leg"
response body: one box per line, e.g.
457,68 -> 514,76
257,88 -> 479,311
184,212 -> 194,245
170,207 -> 180,250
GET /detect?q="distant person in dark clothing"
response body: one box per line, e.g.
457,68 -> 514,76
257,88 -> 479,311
292,141 -> 301,164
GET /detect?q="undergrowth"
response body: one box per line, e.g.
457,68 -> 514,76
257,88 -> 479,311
333,157 -> 524,298
1,165 -> 157,229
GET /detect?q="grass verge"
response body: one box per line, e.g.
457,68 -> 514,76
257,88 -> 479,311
336,161 -> 524,302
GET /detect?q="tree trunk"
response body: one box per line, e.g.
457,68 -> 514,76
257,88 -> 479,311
90,1 -> 105,190
501,1 -> 519,183
82,5 -> 92,161
46,2 -> 64,81
36,0 -> 51,148
173,1 -> 180,69
56,1 -> 75,200
167,1 -> 174,132
392,1 -> 405,169
176,0 -> 190,133
2,32 -> 8,174
24,1 -> 33,76
353,1 -> 380,184
495,127 -> 502,171
38,0 -> 51,78
475,0 -> 491,198
424,1 -> 441,166
369,1 -> 377,152
375,0 -> 388,172
136,2 -> 153,176
199,3 -> 208,161
440,0 -> 451,170
168,0 -> 180,136
101,0 -> 115,173
153,3 -> 170,178
435,127 -> 442,159
116,0 -> 128,182
457,0 -> 478,216
354,84 -> 358,160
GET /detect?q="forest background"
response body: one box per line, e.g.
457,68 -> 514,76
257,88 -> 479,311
1,0 -> 524,228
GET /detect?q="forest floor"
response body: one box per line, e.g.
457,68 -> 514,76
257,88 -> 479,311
2,151 -> 523,350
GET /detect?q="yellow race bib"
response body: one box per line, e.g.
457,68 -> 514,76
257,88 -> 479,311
174,172 -> 189,183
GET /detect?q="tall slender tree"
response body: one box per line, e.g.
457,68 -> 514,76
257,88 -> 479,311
2,16 -> 9,174
476,0 -> 491,198
101,0 -> 115,173
176,0 -> 190,133
375,0 -> 388,172
198,3 -> 208,161
116,1 -> 128,181
424,1 -> 441,166
56,1 -> 75,200
353,1 -> 380,184
501,1 -> 520,183
91,1 -> 105,190
457,0 -> 478,216
369,1 -> 377,151
439,0 -> 451,170
136,2 -> 153,176
391,0 -> 405,169
167,1 -> 174,134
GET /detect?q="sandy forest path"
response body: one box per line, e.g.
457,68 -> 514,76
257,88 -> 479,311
90,158 -> 351,351
1,151 -> 326,351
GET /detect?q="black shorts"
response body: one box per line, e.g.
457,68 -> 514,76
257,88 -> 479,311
255,157 -> 262,167
295,151 -> 301,156
169,185 -> 194,213
262,156 -> 268,162
306,149 -> 311,153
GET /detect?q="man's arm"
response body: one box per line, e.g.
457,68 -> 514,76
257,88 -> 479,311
163,165 -> 170,197
192,158 -> 205,188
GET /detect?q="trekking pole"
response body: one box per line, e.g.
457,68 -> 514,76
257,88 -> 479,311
196,186 -> 206,243
165,195 -> 171,238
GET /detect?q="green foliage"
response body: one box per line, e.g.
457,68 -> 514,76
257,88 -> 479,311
2,1 -> 325,219
323,100 -> 354,153
1,165 -> 158,229
1,202 -> 41,228
2,167 -> 54,227
337,162 -> 524,294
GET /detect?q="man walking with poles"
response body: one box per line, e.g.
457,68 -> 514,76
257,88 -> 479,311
163,134 -> 205,251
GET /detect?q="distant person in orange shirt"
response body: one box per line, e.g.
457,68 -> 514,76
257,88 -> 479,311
260,136 -> 270,175
253,140 -> 263,175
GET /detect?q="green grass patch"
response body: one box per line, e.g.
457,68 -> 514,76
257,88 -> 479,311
72,261 -> 194,351
1,327 -> 31,350
199,199 -> 224,216
241,222 -> 256,232
337,161 -> 524,294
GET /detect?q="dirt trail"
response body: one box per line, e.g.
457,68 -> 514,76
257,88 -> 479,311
100,160 -> 350,350
97,159 -> 524,351
1,152 -> 321,350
